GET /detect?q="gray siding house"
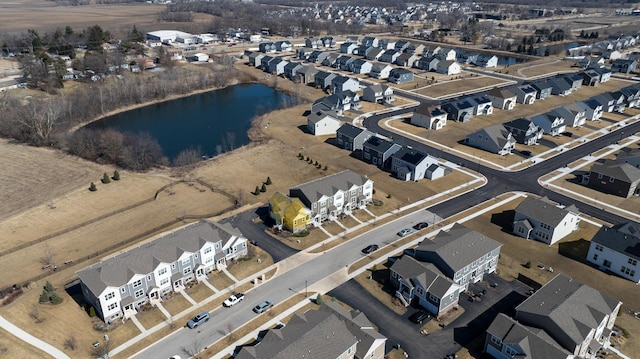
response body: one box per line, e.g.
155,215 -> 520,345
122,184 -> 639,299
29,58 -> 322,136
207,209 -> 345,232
582,160 -> 640,198
515,274 -> 621,358
336,123 -> 373,151
529,81 -> 553,99
413,223 -> 502,290
465,124 -> 516,155
388,68 -> 414,84
289,170 -> 373,224
362,136 -> 402,169
503,118 -> 543,146
512,196 -> 580,245
77,220 -> 248,323
390,256 -> 462,318
587,222 -> 640,283
391,148 -> 439,181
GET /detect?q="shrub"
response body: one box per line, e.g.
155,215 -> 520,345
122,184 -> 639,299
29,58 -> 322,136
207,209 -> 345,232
49,292 -> 62,305
265,177 -> 272,185
306,156 -> 309,161
89,182 -> 97,192
2,289 -> 24,306
253,186 -> 260,195
323,165 -> 327,170
298,153 -> 303,159
524,261 -> 532,269
89,306 -> 96,317
112,170 -> 120,180
101,172 -> 111,184
64,335 -> 77,351
315,294 -> 323,305
386,194 -> 392,198
260,184 -> 267,192
293,230 -> 309,237
39,291 -> 50,303
314,160 -> 318,166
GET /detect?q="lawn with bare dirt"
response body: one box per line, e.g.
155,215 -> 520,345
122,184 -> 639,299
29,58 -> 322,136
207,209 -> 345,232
227,245 -> 274,281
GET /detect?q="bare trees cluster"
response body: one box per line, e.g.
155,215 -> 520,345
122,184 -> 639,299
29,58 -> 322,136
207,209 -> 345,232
0,61 -> 237,169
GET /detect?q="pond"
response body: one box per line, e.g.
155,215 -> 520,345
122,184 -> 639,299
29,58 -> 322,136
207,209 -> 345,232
497,57 -> 527,66
86,83 -> 293,161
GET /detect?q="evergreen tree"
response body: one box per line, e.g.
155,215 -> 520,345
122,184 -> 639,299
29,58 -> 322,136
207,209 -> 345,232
112,170 -> 120,180
260,184 -> 267,192
101,172 -> 111,184
254,186 -> 260,195
265,177 -> 272,185
39,290 -> 50,303
44,281 -> 54,293
89,182 -> 97,192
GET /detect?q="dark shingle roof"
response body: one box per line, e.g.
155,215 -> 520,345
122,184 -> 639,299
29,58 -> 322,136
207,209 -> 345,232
415,223 -> 502,273
487,314 -> 570,359
515,196 -> 579,228
289,170 -> 370,203
590,160 -> 640,182
516,274 -> 621,351
591,222 -> 640,260
392,147 -> 429,166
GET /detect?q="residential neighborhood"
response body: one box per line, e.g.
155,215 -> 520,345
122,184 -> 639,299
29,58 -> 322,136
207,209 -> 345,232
2,1 -> 640,359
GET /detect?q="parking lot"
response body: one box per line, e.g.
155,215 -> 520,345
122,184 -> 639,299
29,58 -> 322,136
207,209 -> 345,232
329,273 -> 530,358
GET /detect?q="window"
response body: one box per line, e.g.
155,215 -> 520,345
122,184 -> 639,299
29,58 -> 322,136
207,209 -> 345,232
593,254 -> 598,261
491,336 -> 502,346
132,279 -> 142,288
609,177 -> 615,182
598,173 -> 603,179
158,267 -> 167,276
603,260 -> 611,268
194,253 -> 198,258
120,287 -> 126,293
628,258 -> 638,266
204,247 -> 212,254
621,266 -> 635,276
182,258 -> 190,267
320,200 -> 326,207
171,263 -> 176,269
134,289 -> 144,298
107,303 -> 118,311
505,346 -> 517,356
215,242 -> 221,249
595,244 -> 603,251
147,275 -> 152,281
160,278 -> 169,286
105,292 -> 115,301
205,256 -> 214,264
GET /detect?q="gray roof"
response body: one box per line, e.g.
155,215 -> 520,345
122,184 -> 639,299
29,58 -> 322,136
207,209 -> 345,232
591,222 -> 640,261
76,220 -> 242,295
337,123 -> 367,139
289,170 -> 370,203
322,302 -> 386,359
515,196 -> 579,228
416,223 -> 502,273
363,136 -> 400,154
504,118 -> 535,132
516,274 -> 621,351
470,124 -> 515,151
487,87 -> 516,99
529,80 -> 552,91
590,160 -> 640,182
390,256 -> 455,298
487,314 -> 570,359
392,147 -> 429,166
307,110 -> 339,125
415,104 -> 447,117
236,308 -> 358,359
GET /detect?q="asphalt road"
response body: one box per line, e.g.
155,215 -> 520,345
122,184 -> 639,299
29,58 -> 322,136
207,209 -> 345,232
133,208 -> 442,358
364,111 -> 640,224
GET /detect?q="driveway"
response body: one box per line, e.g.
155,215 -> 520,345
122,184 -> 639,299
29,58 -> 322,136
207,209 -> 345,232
329,273 -> 530,358
222,207 -> 298,262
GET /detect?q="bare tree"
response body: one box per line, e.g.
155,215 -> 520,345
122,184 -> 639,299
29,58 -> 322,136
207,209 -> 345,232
29,304 -> 43,323
38,244 -> 55,268
64,335 -> 77,351
181,336 -> 203,359
173,147 -> 203,167
91,338 -> 111,358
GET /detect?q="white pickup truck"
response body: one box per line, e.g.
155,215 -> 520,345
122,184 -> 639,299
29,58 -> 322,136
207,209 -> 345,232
223,293 -> 245,307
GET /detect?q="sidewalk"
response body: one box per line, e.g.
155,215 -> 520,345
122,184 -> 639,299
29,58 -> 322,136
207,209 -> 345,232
0,315 -> 70,359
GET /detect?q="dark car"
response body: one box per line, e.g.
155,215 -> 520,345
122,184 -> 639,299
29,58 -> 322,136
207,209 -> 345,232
361,244 -> 379,254
413,222 -> 429,230
562,131 -> 573,137
521,150 -> 532,157
408,311 -> 431,324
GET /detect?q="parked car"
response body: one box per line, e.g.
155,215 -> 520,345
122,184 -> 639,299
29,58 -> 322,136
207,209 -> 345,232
521,150 -> 532,157
187,311 -> 210,329
223,293 -> 245,307
408,311 -> 431,324
253,301 -> 273,314
413,222 -> 429,230
361,244 -> 379,254
397,228 -> 413,237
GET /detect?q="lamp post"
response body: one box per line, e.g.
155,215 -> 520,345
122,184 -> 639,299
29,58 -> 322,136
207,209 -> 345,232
305,280 -> 308,298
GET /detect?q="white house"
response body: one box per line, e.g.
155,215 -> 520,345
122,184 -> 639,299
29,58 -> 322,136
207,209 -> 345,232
411,104 -> 448,130
76,220 -> 248,323
362,84 -> 394,104
307,110 -> 342,136
487,88 -> 517,111
531,112 -> 566,136
513,196 -> 580,245
587,222 -> 640,283
436,60 -> 461,75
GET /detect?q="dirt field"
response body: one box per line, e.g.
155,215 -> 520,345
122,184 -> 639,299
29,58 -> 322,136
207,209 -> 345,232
415,74 -> 510,99
0,1 -> 213,34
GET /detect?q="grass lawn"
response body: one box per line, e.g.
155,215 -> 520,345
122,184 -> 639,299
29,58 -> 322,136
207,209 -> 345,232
208,271 -> 235,291
0,327 -> 53,358
110,325 -> 175,359
270,227 -> 329,250
416,74 -> 509,99
227,245 -> 274,281
338,215 -> 360,228
353,210 -> 374,222
162,294 -> 192,316
184,281 -> 215,303
353,269 -> 407,315
322,221 -> 346,235
136,307 -> 167,329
